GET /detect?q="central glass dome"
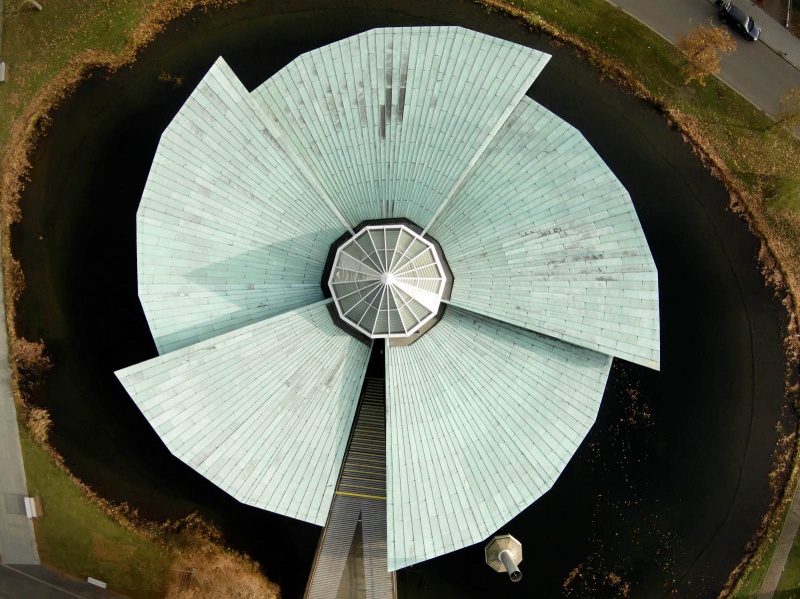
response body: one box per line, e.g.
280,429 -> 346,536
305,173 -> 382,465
328,224 -> 447,339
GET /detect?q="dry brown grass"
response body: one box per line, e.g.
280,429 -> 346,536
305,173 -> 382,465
719,427 -> 800,596
164,516 -> 281,599
13,383 -> 281,596
25,405 -> 52,445
0,0 -> 249,384
10,337 -> 51,376
0,4 -> 282,587
476,1 -> 800,595
9,336 -> 54,443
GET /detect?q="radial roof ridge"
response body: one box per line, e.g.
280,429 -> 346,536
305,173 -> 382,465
123,25 -> 660,576
251,27 -> 550,229
137,58 -> 347,355
427,98 -> 660,369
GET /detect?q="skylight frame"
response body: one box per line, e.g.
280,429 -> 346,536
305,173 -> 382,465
328,225 -> 447,338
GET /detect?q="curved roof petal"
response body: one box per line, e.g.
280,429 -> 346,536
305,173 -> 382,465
385,306 -> 611,569
115,300 -> 371,525
427,99 -> 660,369
251,27 -> 550,228
137,58 -> 346,354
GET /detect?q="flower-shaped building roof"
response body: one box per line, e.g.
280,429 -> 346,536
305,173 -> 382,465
116,26 -> 659,571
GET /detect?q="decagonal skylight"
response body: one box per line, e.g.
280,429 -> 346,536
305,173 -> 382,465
329,225 -> 446,338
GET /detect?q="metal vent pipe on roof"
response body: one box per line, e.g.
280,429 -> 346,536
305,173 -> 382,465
485,533 -> 523,583
498,550 -> 522,582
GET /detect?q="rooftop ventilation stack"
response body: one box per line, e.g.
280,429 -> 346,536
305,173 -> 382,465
485,534 -> 523,583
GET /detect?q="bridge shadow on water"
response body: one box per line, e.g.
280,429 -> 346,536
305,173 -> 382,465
8,1 -> 793,597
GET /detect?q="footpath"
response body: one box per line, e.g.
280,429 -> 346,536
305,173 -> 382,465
1,0 -> 799,595
0,235 -> 122,599
0,252 -> 39,566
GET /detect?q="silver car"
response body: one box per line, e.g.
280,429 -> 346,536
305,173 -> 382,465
718,0 -> 761,41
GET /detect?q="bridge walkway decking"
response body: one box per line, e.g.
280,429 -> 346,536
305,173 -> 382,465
306,377 -> 394,599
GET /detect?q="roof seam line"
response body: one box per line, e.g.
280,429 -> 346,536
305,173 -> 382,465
421,55 -> 551,235
236,61 -> 356,235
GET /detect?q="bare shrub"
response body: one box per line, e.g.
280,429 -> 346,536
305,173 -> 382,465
6,256 -> 25,303
26,405 -> 52,444
165,516 -> 280,599
10,337 -> 51,378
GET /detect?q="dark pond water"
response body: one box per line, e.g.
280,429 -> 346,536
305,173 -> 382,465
10,0 -> 792,597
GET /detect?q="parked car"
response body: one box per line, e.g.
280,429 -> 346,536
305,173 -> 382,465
717,0 -> 761,41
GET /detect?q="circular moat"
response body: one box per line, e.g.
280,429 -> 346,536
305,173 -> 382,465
9,1 -> 792,597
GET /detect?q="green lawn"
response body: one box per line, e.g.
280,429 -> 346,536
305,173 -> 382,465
487,0 -> 800,297
732,504 -> 791,597
0,0 -> 152,146
502,0 -> 784,158
19,428 -> 174,598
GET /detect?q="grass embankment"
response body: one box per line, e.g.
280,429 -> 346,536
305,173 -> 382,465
20,424 -> 280,598
19,428 -> 174,598
0,0 -> 149,141
480,1 -> 800,594
777,537 -> 800,596
0,0 -> 799,595
733,451 -> 797,596
483,0 -> 800,268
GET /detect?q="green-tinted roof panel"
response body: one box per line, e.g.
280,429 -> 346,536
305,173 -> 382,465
124,26 -> 660,573
115,301 -> 370,526
137,58 -> 346,354
385,306 -> 612,569
252,27 -> 550,229
428,99 -> 660,369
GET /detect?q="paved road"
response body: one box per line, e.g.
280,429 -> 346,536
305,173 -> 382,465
0,565 -> 122,598
0,278 -> 119,589
758,486 -> 800,598
609,0 -> 800,117
0,237 -> 117,589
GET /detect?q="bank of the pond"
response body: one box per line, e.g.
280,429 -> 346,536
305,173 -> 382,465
19,422 -> 281,598
0,1 -> 797,598
18,428 -> 174,598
